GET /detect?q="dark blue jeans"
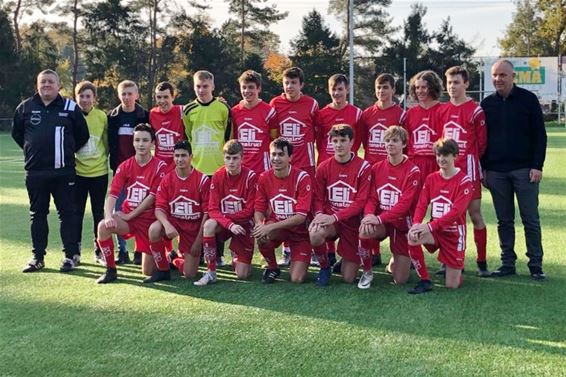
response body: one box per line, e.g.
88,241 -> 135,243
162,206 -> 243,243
485,168 -> 543,269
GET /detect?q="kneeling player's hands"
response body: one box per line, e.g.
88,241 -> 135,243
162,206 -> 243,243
229,224 -> 246,236
361,214 -> 379,226
253,223 -> 272,240
104,217 -> 117,230
116,211 -> 132,222
311,213 -> 336,227
408,223 -> 429,242
164,223 -> 179,240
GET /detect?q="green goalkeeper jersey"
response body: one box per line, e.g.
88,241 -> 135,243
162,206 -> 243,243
182,98 -> 231,175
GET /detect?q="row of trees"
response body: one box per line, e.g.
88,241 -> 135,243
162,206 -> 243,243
2,0 -> 561,116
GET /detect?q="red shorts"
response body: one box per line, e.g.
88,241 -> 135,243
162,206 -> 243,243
459,154 -> 482,200
378,224 -> 409,257
332,220 -> 362,264
167,217 -> 201,256
217,221 -> 254,265
412,156 -> 437,179
121,215 -> 154,253
471,178 -> 482,200
269,228 -> 312,264
424,225 -> 467,270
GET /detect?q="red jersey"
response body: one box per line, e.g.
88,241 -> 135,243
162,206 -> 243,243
315,104 -> 362,165
155,168 -> 210,221
255,166 -> 312,233
110,156 -> 167,220
401,102 -> 444,157
413,170 -> 473,233
208,166 -> 257,230
359,103 -> 405,164
364,156 -> 421,228
314,153 -> 372,223
440,100 -> 487,181
231,100 -> 278,174
269,94 -> 319,170
149,105 -> 186,165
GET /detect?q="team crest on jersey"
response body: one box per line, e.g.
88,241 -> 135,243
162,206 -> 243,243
169,195 -> 201,220
327,180 -> 357,208
430,195 -> 453,219
377,183 -> 402,210
368,123 -> 388,146
412,124 -> 436,149
270,193 -> 297,220
126,182 -> 150,207
194,125 -> 220,148
237,122 -> 264,148
155,128 -> 181,150
442,121 -> 467,149
279,116 -> 305,142
30,113 -> 41,126
221,194 -> 245,214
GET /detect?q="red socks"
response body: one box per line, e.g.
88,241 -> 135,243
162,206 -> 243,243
371,239 -> 381,256
474,227 -> 487,263
150,240 -> 169,271
203,236 -> 217,272
408,244 -> 430,281
172,257 -> 184,273
313,244 -> 329,269
358,238 -> 373,272
258,241 -> 278,270
97,238 -> 116,268
326,240 -> 335,254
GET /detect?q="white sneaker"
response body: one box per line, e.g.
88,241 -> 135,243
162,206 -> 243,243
357,271 -> 374,289
310,254 -> 320,267
277,252 -> 290,267
193,271 -> 217,286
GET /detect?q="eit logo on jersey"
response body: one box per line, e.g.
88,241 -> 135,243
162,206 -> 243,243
221,195 -> 244,214
126,182 -> 150,207
155,128 -> 181,150
270,193 -> 297,220
430,195 -> 452,219
327,181 -> 357,209
238,122 -> 263,148
169,195 -> 201,220
369,123 -> 388,147
279,117 -> 305,142
377,183 -> 402,210
442,121 -> 467,149
413,124 -> 436,149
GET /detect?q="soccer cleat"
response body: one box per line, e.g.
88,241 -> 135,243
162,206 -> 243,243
22,258 -> 45,273
332,259 -> 342,274
310,254 -> 320,267
72,254 -> 81,266
261,268 -> 281,284
477,261 -> 490,277
277,252 -> 290,267
133,251 -> 142,265
408,279 -> 433,294
115,252 -> 130,265
143,270 -> 171,284
371,254 -> 382,267
59,257 -> 76,272
96,268 -> 118,284
193,271 -> 217,286
490,265 -> 516,277
435,263 -> 446,276
316,267 -> 331,287
529,267 -> 546,281
357,271 -> 374,289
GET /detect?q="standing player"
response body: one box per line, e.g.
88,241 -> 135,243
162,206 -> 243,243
147,140 -> 210,283
401,70 -> 444,179
183,70 -> 231,265
407,138 -> 473,294
96,124 -> 167,284
196,140 -> 257,285
232,70 -> 278,175
359,126 -> 421,287
309,125 -> 372,287
149,81 -> 186,171
269,67 -> 318,266
253,138 -> 313,284
108,80 -> 149,265
440,66 -> 489,276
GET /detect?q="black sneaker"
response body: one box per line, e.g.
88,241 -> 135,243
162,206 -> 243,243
22,258 -> 45,273
59,257 -> 76,272
328,252 -> 337,267
408,279 -> 433,294
529,267 -> 546,280
372,254 -> 382,267
143,270 -> 171,283
116,252 -> 130,265
435,264 -> 446,276
490,265 -> 516,277
133,251 -> 142,265
332,259 -> 342,274
261,268 -> 281,284
96,268 -> 118,284
477,261 -> 490,277
168,250 -> 178,269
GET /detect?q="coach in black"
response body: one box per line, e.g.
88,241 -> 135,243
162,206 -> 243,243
481,59 -> 547,280
12,69 -> 89,273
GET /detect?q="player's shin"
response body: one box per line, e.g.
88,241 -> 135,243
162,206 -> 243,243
203,236 -> 217,272
258,241 -> 278,270
97,238 -> 117,269
150,240 -> 169,271
408,244 -> 430,281
474,227 -> 487,263
359,238 -> 373,272
313,244 -> 330,269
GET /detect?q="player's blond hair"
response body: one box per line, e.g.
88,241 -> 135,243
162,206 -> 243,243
194,70 -> 214,82
223,139 -> 244,155
117,80 -> 138,93
384,126 -> 407,145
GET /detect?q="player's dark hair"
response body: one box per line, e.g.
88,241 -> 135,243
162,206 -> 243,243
433,138 -> 459,156
270,138 -> 293,157
238,70 -> 262,87
409,70 -> 443,101
384,125 -> 408,145
282,67 -> 304,84
174,140 -> 192,155
156,81 -> 175,96
75,81 -> 97,97
329,124 -> 354,141
375,73 -> 395,88
133,123 -> 156,141
328,73 -> 348,88
223,139 -> 244,155
445,66 -> 469,83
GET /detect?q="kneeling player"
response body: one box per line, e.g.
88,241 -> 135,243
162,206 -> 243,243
148,140 -> 210,282
96,124 -> 167,283
407,138 -> 473,294
359,126 -> 421,286
309,124 -> 372,287
197,140 -> 257,285
253,138 -> 313,284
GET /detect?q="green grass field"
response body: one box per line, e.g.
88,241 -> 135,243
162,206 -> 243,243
1,131 -> 565,377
